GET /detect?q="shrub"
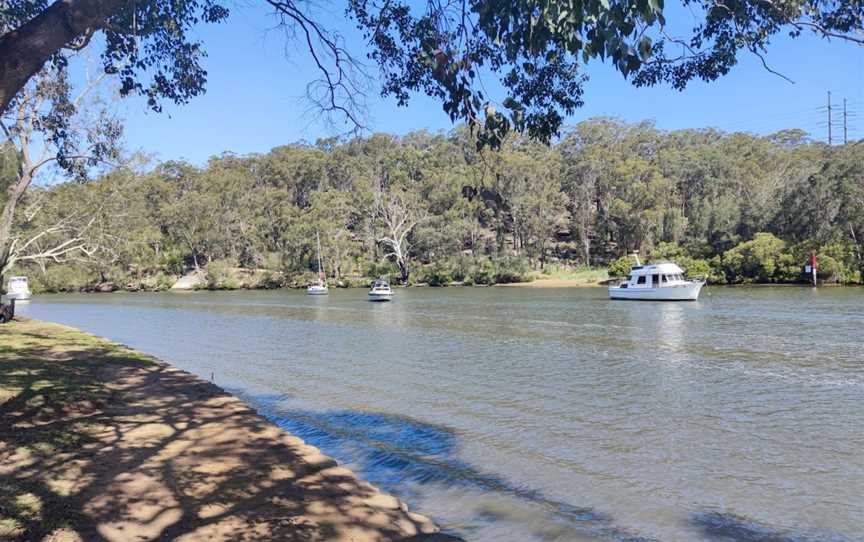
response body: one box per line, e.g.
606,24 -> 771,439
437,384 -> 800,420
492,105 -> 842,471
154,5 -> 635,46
649,242 -> 684,262
203,261 -> 239,290
493,257 -> 530,284
255,270 -> 283,289
25,265 -> 93,293
607,255 -> 637,277
816,243 -> 860,283
815,254 -> 842,282
447,256 -> 472,282
365,260 -> 399,281
470,260 -> 495,285
679,258 -> 712,279
424,263 -> 452,287
721,233 -> 792,283
142,272 -> 175,291
158,249 -> 186,276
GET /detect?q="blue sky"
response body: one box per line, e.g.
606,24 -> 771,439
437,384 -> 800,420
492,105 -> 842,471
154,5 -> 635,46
116,2 -> 864,164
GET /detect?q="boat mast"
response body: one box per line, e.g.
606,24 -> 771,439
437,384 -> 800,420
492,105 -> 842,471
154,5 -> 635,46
316,231 -> 325,285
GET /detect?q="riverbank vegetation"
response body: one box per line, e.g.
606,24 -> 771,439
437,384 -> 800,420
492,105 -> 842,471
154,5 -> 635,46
7,119 -> 864,292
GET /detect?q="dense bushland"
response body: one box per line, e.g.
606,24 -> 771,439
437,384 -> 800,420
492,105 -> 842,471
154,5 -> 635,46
10,119 -> 863,291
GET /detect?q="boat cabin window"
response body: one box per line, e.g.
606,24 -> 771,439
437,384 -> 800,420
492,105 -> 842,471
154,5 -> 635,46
637,276 -> 646,285
651,274 -> 660,286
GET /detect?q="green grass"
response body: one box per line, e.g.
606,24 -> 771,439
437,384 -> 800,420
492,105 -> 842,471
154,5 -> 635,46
531,265 -> 609,283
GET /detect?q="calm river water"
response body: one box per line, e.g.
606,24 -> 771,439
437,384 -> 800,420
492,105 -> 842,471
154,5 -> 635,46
17,286 -> 864,542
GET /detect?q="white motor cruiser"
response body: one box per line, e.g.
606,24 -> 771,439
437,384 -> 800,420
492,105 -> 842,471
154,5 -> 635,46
5,276 -> 31,301
608,258 -> 704,301
368,278 -> 393,302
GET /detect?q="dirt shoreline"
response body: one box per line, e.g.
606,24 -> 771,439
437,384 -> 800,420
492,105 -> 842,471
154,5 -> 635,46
0,318 -> 458,542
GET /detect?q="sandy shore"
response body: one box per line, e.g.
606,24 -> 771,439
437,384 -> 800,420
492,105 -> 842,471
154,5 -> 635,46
0,319 -> 457,542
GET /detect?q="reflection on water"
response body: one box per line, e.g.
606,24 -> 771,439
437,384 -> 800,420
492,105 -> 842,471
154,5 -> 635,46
18,286 -> 864,542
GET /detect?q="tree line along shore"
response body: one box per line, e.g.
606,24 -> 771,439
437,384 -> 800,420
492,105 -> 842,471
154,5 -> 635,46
6,119 -> 863,294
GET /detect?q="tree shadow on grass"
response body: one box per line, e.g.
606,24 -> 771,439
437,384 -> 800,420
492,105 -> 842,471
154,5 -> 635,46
0,320 -> 455,541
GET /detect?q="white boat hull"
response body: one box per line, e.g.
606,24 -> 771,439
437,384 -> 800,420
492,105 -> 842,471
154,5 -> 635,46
5,291 -> 31,301
368,292 -> 393,302
608,281 -> 704,301
307,286 -> 328,295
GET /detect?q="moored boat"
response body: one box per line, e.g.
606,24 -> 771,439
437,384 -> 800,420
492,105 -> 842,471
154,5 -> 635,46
307,232 -> 329,295
307,282 -> 328,295
368,278 -> 393,302
608,259 -> 704,301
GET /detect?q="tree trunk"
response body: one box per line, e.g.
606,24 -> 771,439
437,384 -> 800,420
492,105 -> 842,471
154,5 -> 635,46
0,0 -> 124,113
397,259 -> 409,284
0,171 -> 35,294
850,224 -> 862,272
582,229 -> 591,267
0,298 -> 14,323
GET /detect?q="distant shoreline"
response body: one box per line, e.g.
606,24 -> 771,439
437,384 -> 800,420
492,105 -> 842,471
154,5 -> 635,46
21,277 -> 861,295
495,278 -> 606,288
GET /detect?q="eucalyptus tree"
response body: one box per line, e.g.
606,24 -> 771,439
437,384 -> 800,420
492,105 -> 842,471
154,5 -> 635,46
0,62 -> 121,287
374,188 -> 426,284
350,0 -> 864,147
4,0 -> 862,148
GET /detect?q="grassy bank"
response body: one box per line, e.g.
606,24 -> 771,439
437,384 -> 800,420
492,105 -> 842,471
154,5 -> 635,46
0,319 -> 451,542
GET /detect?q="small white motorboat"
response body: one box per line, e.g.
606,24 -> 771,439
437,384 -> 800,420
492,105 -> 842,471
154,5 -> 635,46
5,276 -> 31,301
608,258 -> 704,301
307,232 -> 329,296
368,278 -> 393,302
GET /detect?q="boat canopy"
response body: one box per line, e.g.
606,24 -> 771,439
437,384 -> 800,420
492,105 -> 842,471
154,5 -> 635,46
629,262 -> 684,276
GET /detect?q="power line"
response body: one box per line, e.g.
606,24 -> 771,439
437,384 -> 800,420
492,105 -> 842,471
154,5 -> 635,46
844,98 -> 848,145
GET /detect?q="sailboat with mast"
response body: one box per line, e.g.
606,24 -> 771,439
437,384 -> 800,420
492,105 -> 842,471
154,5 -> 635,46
307,231 -> 329,295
